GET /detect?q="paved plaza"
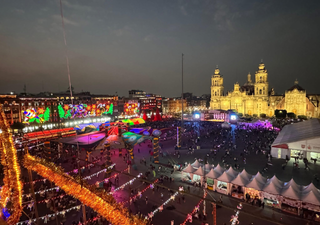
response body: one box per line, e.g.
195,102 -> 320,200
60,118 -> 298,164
17,121 -> 320,225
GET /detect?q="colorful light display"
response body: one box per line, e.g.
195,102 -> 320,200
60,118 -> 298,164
58,103 -> 113,120
124,102 -> 139,115
23,107 -> 50,124
0,105 -> 23,224
23,154 -> 146,225
181,192 -> 207,225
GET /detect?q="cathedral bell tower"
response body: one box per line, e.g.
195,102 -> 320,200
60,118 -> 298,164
254,61 -> 268,97
210,66 -> 224,109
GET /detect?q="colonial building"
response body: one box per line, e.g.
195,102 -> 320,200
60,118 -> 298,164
210,62 -> 320,118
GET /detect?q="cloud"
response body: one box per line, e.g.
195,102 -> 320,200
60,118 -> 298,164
63,1 -> 92,12
112,26 -> 132,37
180,6 -> 188,16
12,9 -> 25,14
52,15 -> 79,26
144,35 -> 154,42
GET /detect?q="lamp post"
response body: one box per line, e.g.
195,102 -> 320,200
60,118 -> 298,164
181,53 -> 184,129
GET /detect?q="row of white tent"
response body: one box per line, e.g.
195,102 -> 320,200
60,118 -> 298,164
183,160 -> 320,207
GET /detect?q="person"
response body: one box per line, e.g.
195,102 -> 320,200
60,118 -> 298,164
262,201 -> 265,209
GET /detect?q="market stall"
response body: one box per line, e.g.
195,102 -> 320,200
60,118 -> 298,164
245,172 -> 267,203
301,185 -> 320,221
280,185 -> 302,215
193,166 -> 205,186
215,167 -> 239,195
191,159 -> 201,169
205,165 -> 224,191
261,175 -> 283,208
230,169 -> 252,199
182,164 -> 196,183
204,163 -> 213,173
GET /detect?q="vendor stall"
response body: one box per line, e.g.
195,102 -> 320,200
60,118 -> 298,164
280,185 -> 302,215
205,165 -> 224,191
215,167 -> 239,195
193,166 -> 205,186
261,175 -> 283,208
301,187 -> 320,221
245,172 -> 267,203
191,159 -> 201,169
182,164 -> 196,183
230,169 -> 252,199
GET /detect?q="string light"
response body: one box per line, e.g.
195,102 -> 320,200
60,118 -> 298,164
23,154 -> 146,225
110,173 -> 142,195
121,179 -> 158,205
147,192 -> 179,219
0,105 -> 23,224
95,168 -> 128,186
83,164 -> 115,180
181,192 -> 207,225
230,203 -> 242,225
17,204 -> 82,225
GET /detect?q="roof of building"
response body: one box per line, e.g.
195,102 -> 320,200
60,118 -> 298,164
287,81 -> 305,91
272,119 -> 320,147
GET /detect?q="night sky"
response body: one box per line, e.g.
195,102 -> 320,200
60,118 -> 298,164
0,0 -> 320,97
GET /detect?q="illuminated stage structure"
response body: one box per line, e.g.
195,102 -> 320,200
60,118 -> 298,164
0,106 -> 146,225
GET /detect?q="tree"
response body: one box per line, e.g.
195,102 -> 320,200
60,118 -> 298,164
298,115 -> 307,120
43,107 -> 51,122
287,112 -> 296,119
275,110 -> 287,119
260,113 -> 267,118
58,105 -> 65,119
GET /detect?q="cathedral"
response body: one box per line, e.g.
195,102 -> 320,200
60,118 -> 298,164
210,62 -> 320,118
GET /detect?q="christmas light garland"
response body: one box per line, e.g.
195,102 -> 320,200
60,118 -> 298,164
23,193 -> 66,206
181,192 -> 207,225
110,173 -> 142,195
16,159 -> 102,186
16,204 -> 82,225
0,105 -> 23,224
147,192 -> 179,219
83,164 -> 115,180
23,154 -> 146,225
95,168 -> 128,186
121,179 -> 159,205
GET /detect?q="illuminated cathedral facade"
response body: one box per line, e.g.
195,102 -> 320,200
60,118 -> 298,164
210,62 -> 319,118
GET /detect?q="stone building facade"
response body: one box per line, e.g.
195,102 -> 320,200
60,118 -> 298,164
210,62 -> 319,118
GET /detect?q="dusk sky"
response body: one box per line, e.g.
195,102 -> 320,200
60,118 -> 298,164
0,0 -> 319,97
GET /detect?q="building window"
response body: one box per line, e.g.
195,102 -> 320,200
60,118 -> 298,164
259,89 -> 262,95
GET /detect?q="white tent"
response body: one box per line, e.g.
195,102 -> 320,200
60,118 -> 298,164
214,164 -> 225,174
206,168 -> 221,180
182,164 -> 196,182
271,119 -> 320,159
204,163 -> 212,172
246,177 -> 266,191
281,185 -> 301,200
301,190 -> 320,206
255,172 -> 267,184
183,164 -> 196,173
239,169 -> 253,181
217,171 -> 234,183
263,180 -> 282,195
284,178 -> 302,192
193,166 -> 205,185
193,166 -> 205,176
269,175 -> 284,188
191,159 -> 201,169
231,176 -> 247,186
303,183 -> 320,194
